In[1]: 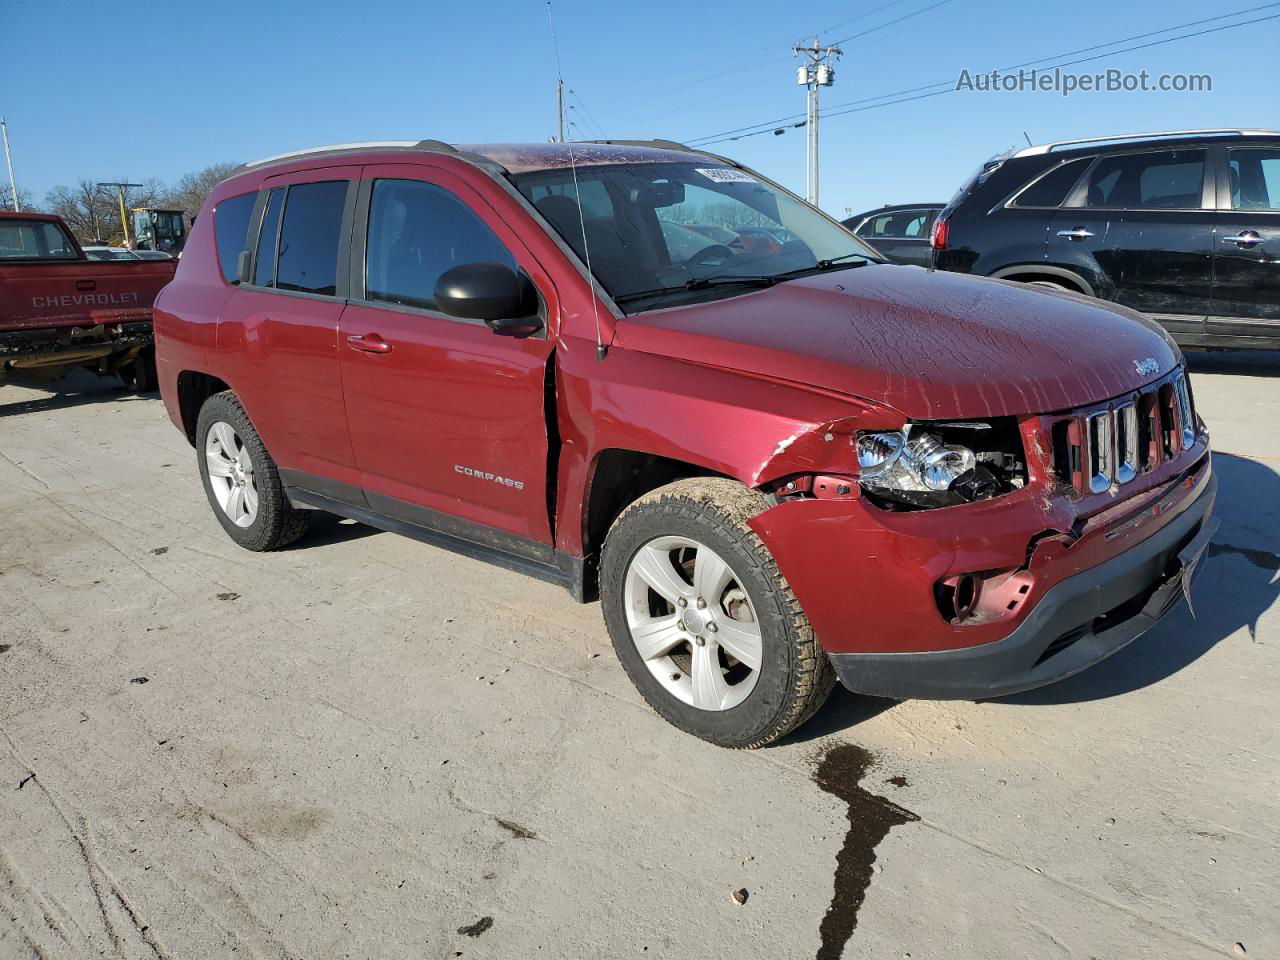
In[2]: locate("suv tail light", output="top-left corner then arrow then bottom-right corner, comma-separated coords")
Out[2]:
931,216 -> 950,251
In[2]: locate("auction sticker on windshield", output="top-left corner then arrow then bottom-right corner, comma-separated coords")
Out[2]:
696,168 -> 757,184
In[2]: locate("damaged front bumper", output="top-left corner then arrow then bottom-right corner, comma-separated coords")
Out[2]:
829,474 -> 1216,699
750,451 -> 1216,701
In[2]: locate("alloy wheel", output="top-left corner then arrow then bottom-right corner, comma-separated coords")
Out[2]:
623,535 -> 762,711
205,421 -> 259,528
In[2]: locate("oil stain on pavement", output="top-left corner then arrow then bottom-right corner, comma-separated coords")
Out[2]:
812,744 -> 918,960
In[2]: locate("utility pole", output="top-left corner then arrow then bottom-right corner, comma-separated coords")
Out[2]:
793,37 -> 841,207
97,181 -> 143,247
556,78 -> 566,143
1,117 -> 18,212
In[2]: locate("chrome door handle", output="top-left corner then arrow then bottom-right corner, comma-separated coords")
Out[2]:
1221,231 -> 1265,247
1056,228 -> 1094,240
346,334 -> 392,354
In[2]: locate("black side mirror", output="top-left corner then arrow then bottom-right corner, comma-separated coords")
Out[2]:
434,262 -> 543,338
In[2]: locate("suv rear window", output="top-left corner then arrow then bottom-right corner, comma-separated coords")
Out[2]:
1078,149 -> 1206,210
1010,158 -> 1091,208
0,219 -> 79,260
213,192 -> 256,284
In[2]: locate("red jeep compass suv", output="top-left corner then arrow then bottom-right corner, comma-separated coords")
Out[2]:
154,139 -> 1216,748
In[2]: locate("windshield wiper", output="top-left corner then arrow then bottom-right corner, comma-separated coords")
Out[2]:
614,275 -> 778,304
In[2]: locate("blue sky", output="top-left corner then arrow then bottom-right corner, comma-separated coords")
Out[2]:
6,0 -> 1277,217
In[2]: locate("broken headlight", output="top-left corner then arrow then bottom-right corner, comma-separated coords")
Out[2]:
856,421 -> 1026,509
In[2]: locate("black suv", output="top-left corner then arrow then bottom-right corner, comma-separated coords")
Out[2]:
932,129 -> 1280,350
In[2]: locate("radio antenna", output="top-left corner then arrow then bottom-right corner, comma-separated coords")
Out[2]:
546,1 -> 607,361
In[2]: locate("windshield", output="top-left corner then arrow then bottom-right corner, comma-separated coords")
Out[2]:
0,219 -> 80,261
512,161 -> 880,312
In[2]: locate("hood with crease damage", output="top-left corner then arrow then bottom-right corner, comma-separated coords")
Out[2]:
614,265 -> 1180,420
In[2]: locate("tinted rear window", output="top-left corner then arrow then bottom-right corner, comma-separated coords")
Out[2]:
213,192 -> 256,284
0,219 -> 79,260
1011,157 -> 1092,208
276,181 -> 347,295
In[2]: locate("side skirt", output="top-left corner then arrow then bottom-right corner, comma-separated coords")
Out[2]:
282,478 -> 588,603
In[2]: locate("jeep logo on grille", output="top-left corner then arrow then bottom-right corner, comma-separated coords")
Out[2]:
1134,357 -> 1160,377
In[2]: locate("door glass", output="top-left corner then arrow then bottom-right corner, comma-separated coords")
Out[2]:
254,188 -> 284,286
1227,148 -> 1280,210
365,179 -> 515,312
276,181 -> 347,295
860,210 -> 929,238
1080,150 -> 1206,210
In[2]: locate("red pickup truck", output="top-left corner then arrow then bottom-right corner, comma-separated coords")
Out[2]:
0,211 -> 175,389
154,140 -> 1216,748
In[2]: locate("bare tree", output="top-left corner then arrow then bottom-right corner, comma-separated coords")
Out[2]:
44,178 -> 166,243
164,162 -> 239,221
1,185 -> 36,212
45,180 -> 117,241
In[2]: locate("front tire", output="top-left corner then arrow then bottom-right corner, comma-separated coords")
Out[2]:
600,478 -> 834,748
195,391 -> 308,551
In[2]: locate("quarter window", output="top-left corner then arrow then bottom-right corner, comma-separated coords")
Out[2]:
1079,149 -> 1206,210
213,192 -> 256,284
1228,148 -> 1280,210
1011,157 -> 1092,208
364,179 -> 515,313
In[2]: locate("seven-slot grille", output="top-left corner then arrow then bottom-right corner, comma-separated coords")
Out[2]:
1050,369 -> 1196,496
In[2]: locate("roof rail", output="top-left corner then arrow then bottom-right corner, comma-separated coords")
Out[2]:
581,138 -> 700,153
1014,128 -> 1280,157
231,139 -> 469,175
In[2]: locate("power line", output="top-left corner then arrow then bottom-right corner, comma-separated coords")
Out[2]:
590,0 -> 955,118
689,1 -> 1280,144
687,5 -> 1280,147
568,88 -> 607,138
829,0 -> 956,45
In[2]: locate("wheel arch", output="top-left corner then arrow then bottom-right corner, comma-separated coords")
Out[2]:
578,448 -> 734,599
989,264 -> 1096,297
175,370 -> 232,445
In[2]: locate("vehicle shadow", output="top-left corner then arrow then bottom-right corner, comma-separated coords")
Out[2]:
780,689 -> 898,746
0,369 -> 151,419
296,514 -> 382,548
1185,349 -> 1280,378
997,451 -> 1278,705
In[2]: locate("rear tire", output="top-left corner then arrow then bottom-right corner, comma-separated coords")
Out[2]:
195,391 -> 308,551
119,347 -> 156,392
600,478 -> 835,749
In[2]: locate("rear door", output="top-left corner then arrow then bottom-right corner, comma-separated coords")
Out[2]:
220,168 -> 363,496
1056,147 -> 1214,339
1210,145 -> 1280,343
337,164 -> 557,544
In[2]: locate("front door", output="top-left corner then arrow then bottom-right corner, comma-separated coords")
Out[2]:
1211,145 -> 1280,343
337,164 -> 557,544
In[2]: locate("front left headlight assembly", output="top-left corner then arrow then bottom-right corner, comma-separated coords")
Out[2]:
856,421 -> 1027,509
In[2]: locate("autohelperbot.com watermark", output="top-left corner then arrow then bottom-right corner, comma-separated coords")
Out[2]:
956,67 -> 1212,97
